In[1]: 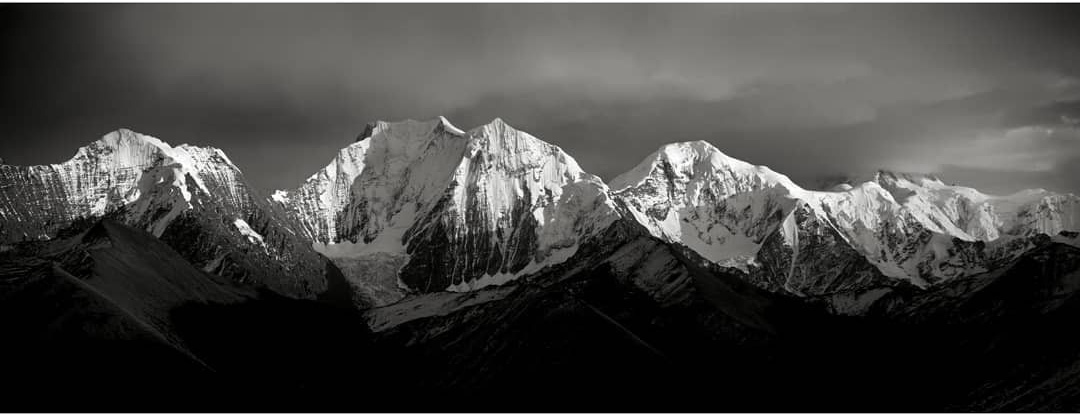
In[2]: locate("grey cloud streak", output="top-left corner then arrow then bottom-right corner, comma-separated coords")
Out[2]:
2,4 -> 1080,194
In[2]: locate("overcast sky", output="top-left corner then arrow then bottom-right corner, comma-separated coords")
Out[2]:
2,4 -> 1080,194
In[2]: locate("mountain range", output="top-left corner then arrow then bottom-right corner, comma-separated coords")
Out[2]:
2,117 -> 1080,410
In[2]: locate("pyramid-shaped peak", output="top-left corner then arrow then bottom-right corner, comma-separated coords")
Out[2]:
610,139 -> 803,193
71,129 -> 175,163
466,117 -> 519,135
463,118 -> 573,157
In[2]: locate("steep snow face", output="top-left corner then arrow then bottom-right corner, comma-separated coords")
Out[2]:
0,129 -> 332,300
405,118 -> 619,292
281,139 -> 371,243
612,140 -> 1080,295
752,201 -> 895,304
122,144 -> 256,238
610,141 -> 806,271
1,130 -> 166,241
277,117 -> 618,297
275,118 -> 469,304
340,118 -> 471,251
0,129 -> 255,241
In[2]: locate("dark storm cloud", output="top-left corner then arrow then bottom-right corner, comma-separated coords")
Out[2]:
2,4 -> 1080,194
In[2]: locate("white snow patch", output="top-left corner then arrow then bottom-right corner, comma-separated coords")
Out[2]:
271,190 -> 290,204
233,218 -> 266,247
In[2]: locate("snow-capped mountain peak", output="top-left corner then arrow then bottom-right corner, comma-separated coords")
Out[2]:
611,140 -> 804,198
276,117 -> 618,303
611,140 -> 810,272
6,120 -> 1078,310
611,139 -> 1080,300
1,129 -> 338,300
2,129 -> 197,240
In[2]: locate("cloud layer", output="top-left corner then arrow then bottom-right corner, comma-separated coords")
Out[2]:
2,4 -> 1079,194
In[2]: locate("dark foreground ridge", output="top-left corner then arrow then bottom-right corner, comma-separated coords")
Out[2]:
2,219 -> 1080,411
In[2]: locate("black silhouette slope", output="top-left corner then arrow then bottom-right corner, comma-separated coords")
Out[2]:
0,219 -> 379,411
365,221 -> 874,411
0,219 -> 240,409
872,241 -> 1080,411
366,219 -> 1080,411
